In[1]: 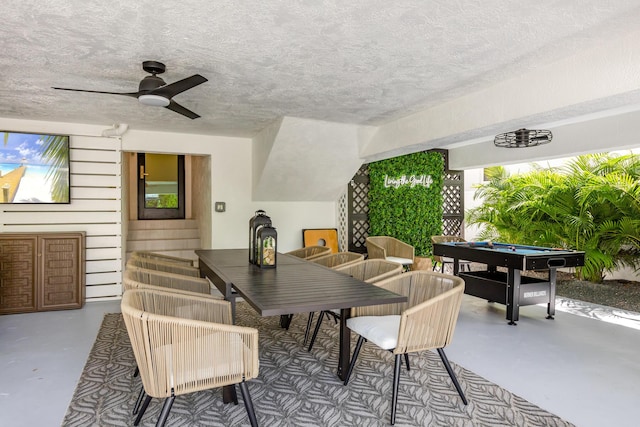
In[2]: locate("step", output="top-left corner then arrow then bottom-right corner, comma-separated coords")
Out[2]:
127,238 -> 201,252
128,219 -> 198,231
127,228 -> 201,241
125,249 -> 199,264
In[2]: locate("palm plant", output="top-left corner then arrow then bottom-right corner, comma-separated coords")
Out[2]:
2,132 -> 69,203
40,135 -> 70,203
467,153 -> 640,282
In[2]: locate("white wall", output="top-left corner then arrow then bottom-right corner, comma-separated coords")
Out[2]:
0,118 -> 123,301
462,168 -> 484,242
253,117 -> 368,201
449,109 -> 640,170
362,28 -> 640,164
120,129 -> 337,252
0,119 -> 338,303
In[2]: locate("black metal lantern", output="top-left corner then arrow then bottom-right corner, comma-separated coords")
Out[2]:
256,225 -> 277,268
249,210 -> 271,265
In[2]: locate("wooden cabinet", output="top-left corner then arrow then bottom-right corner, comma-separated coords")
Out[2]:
0,232 -> 85,314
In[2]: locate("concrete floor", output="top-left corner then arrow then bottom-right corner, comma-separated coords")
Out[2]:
1,296 -> 639,427
448,298 -> 640,427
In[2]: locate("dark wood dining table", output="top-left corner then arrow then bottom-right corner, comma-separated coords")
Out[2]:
196,248 -> 407,383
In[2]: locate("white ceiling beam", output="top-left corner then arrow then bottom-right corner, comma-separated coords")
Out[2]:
360,28 -> 640,164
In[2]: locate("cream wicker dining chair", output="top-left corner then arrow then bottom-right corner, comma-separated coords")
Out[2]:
365,236 -> 414,268
123,266 -> 222,411
304,259 -> 403,350
130,251 -> 196,266
335,259 -> 404,281
310,251 -> 364,269
126,256 -> 201,277
431,235 -> 472,273
124,266 -> 213,296
121,289 -> 260,427
285,245 -> 332,260
343,271 -> 467,425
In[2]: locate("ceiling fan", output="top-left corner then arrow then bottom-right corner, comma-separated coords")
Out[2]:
52,61 -> 207,119
494,128 -> 553,148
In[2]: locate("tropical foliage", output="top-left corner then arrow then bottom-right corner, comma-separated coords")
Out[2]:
467,153 -> 640,282
2,132 -> 69,203
146,194 -> 178,208
41,135 -> 70,203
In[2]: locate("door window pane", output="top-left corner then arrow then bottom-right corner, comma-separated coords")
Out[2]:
144,154 -> 179,209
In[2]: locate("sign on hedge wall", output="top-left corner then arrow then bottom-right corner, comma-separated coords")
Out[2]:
368,151 -> 444,257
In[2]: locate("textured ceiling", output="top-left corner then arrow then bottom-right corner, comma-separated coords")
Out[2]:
2,0 -> 640,137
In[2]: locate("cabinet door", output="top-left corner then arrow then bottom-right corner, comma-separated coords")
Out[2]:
38,234 -> 85,310
0,236 -> 37,314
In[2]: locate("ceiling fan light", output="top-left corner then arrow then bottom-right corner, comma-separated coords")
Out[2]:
138,94 -> 170,107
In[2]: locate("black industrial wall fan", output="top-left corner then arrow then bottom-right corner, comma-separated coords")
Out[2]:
53,61 -> 207,119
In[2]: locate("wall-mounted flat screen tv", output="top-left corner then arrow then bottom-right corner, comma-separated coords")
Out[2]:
0,131 -> 70,204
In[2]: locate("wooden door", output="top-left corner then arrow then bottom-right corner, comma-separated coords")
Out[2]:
0,236 -> 37,314
38,233 -> 85,310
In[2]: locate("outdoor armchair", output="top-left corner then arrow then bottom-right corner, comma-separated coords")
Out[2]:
123,267 -> 221,403
310,251 -> 364,269
285,245 -> 332,260
130,250 -> 196,266
365,236 -> 414,267
343,270 -> 467,425
335,258 -> 405,282
305,259 -> 403,350
123,266 -> 218,297
126,256 -> 201,277
121,289 -> 259,427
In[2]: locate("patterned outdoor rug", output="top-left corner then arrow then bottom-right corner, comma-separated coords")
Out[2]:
62,303 -> 574,426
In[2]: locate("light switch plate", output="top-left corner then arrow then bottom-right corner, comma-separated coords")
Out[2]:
215,201 -> 226,212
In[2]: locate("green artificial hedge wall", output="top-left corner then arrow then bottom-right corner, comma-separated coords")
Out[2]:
368,151 -> 444,257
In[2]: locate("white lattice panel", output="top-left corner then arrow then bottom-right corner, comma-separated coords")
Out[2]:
337,189 -> 348,252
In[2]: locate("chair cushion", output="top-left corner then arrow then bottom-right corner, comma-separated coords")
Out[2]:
385,256 -> 413,266
347,315 -> 400,350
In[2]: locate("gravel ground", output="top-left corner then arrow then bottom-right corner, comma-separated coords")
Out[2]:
520,270 -> 640,313
556,277 -> 640,313
450,264 -> 640,313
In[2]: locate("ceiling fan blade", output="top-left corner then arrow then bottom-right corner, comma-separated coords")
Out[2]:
151,74 -> 207,99
52,87 -> 139,97
165,100 -> 200,119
